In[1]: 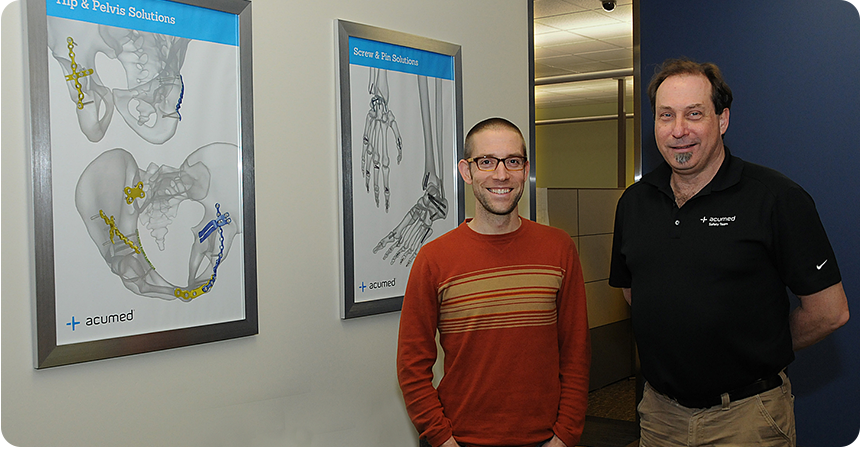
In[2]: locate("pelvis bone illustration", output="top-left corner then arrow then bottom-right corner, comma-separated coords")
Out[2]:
75,143 -> 241,300
48,18 -> 189,144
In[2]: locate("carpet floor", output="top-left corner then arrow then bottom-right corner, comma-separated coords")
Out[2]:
579,377 -> 640,446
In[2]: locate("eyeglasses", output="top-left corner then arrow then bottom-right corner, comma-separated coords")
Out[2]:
466,155 -> 527,172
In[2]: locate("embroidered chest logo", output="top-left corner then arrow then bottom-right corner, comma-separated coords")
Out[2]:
700,215 -> 737,227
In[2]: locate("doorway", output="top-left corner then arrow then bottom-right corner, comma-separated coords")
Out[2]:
531,0 -> 640,445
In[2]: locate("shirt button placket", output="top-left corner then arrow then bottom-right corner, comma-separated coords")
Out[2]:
670,210 -> 682,239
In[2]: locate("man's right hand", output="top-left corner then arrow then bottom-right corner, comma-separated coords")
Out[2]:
440,436 -> 459,447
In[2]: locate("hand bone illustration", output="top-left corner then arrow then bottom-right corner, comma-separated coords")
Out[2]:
361,68 -> 403,212
373,75 -> 448,266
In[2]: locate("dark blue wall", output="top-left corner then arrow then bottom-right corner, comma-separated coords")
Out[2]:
639,1 -> 860,446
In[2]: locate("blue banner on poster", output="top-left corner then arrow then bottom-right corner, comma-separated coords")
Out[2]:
47,0 -> 238,46
349,36 -> 454,80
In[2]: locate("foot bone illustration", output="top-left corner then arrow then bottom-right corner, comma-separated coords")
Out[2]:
373,75 -> 448,266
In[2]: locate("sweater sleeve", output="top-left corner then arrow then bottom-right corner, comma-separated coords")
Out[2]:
552,238 -> 591,446
396,250 -> 454,446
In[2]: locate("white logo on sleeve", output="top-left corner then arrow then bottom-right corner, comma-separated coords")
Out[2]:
816,260 -> 828,270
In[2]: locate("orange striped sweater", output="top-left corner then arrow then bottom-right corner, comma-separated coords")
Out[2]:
397,219 -> 590,446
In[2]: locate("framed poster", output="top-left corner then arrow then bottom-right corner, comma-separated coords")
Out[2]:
335,20 -> 465,319
25,0 -> 257,368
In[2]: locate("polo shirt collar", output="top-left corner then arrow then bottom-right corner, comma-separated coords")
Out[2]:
642,146 -> 745,200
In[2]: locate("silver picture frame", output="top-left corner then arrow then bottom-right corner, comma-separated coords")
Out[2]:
26,0 -> 257,368
336,19 -> 465,319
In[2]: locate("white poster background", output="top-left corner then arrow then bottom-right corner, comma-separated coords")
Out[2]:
348,65 -> 458,303
47,16 -> 245,345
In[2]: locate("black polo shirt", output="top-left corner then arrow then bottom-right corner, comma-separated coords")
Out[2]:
609,148 -> 842,401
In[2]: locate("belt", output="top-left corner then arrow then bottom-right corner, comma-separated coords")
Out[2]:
670,373 -> 784,409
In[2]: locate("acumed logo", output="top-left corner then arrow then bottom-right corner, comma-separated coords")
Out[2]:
66,309 -> 135,331
700,215 -> 736,227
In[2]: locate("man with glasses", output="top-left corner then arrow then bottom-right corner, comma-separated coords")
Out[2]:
397,117 -> 590,447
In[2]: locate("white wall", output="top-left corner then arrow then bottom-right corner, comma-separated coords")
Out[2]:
0,0 -> 531,445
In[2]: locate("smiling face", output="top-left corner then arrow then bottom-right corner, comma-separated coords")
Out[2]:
458,127 -> 529,227
654,74 -> 730,178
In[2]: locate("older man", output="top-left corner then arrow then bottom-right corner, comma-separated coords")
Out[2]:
609,58 -> 849,446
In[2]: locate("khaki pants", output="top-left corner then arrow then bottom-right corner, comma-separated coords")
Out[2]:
638,371 -> 795,446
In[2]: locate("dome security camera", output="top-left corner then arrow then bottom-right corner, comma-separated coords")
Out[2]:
602,0 -> 616,12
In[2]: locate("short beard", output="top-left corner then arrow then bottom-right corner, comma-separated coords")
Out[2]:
475,188 -> 523,217
674,152 -> 693,164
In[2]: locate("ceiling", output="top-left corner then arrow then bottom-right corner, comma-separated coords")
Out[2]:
533,0 -> 634,109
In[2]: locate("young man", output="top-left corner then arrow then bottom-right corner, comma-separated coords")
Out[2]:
396,117 -> 590,447
609,58 -> 849,446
